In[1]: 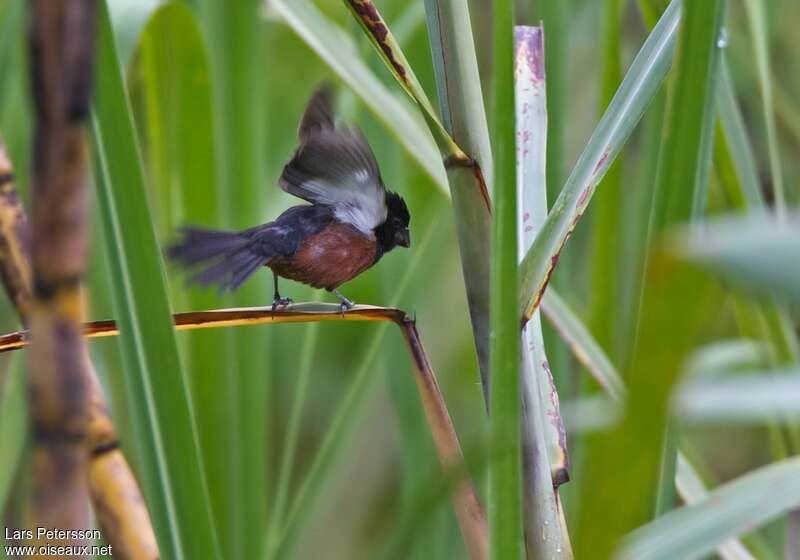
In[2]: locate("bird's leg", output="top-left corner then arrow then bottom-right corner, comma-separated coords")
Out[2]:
331,288 -> 354,312
271,272 -> 292,310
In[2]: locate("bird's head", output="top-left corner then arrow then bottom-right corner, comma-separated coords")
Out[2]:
376,191 -> 411,252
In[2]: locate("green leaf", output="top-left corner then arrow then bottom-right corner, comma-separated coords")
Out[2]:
107,0 -> 163,65
588,0 -> 626,355
573,256 -> 720,559
341,0 -> 462,157
743,0 -> 786,213
91,3 -> 220,558
715,56 -> 764,210
620,458 -> 800,560
648,0 -> 726,516
676,370 -> 800,424
541,290 -> 626,402
519,0 -> 681,320
270,0 -> 447,192
489,0 -> 521,558
0,356 -> 26,510
676,214 -> 800,306
138,2 -> 232,550
345,0 -> 494,393
196,0 -> 269,556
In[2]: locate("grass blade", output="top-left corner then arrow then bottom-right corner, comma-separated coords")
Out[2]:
488,0 -> 521,558
743,0 -> 786,213
620,458 -> 800,560
574,255 -> 720,558
0,356 -> 26,510
519,0 -> 681,320
588,0 -> 625,355
92,3 -> 220,557
138,4 -> 235,553
715,56 -> 764,210
647,0 -> 726,515
196,0 -> 268,555
541,290 -> 626,402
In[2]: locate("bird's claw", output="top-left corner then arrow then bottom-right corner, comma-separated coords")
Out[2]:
338,301 -> 353,315
271,296 -> 293,311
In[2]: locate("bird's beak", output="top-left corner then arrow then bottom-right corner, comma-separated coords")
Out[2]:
397,228 -> 411,248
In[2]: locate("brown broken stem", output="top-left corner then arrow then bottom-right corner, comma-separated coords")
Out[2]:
27,1 -> 97,553
1,127 -> 157,558
0,303 -> 489,559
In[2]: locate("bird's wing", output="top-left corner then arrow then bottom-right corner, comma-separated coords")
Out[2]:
279,87 -> 387,234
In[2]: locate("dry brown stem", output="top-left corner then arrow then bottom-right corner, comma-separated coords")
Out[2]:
0,4 -> 159,557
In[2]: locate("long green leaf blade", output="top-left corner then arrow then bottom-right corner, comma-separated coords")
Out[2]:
92,3 -> 220,558
197,0 -> 269,556
489,0 -> 520,558
743,0 -> 786,213
138,3 -> 232,550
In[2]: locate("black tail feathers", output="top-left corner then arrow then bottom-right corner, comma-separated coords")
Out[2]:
167,227 -> 268,292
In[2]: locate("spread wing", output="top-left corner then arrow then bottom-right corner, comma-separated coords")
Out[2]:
279,85 -> 387,234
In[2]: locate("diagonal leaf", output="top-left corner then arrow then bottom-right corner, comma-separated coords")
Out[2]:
619,458 -> 800,560
346,0 -> 494,393
269,0 -> 447,192
519,0 -> 681,320
342,0 -> 463,157
92,3 -> 220,558
541,289 -> 626,402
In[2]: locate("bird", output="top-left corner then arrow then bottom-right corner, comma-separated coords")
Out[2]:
167,84 -> 411,311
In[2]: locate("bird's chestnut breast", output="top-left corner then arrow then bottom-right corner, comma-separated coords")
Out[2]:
267,222 -> 377,290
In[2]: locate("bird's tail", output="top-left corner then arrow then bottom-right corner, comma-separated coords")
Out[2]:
167,226 -> 268,292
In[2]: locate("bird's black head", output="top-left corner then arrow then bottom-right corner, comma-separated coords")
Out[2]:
374,191 -> 411,256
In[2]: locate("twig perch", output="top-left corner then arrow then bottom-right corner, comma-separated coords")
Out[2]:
0,303 -> 489,559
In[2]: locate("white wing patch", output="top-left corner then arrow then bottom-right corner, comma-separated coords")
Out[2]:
299,177 -> 386,233
354,168 -> 371,183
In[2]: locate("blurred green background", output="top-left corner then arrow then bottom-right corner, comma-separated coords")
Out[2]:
1,0 -> 799,558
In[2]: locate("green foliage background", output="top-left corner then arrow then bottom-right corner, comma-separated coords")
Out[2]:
1,0 -> 799,558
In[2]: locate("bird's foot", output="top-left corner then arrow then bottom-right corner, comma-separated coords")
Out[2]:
331,289 -> 354,314
271,296 -> 293,311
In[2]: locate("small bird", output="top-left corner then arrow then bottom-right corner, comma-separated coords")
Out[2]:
168,85 -> 411,310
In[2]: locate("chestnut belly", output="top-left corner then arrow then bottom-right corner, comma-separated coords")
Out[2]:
267,222 -> 377,290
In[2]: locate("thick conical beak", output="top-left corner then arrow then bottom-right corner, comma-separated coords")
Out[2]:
396,228 -> 411,248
